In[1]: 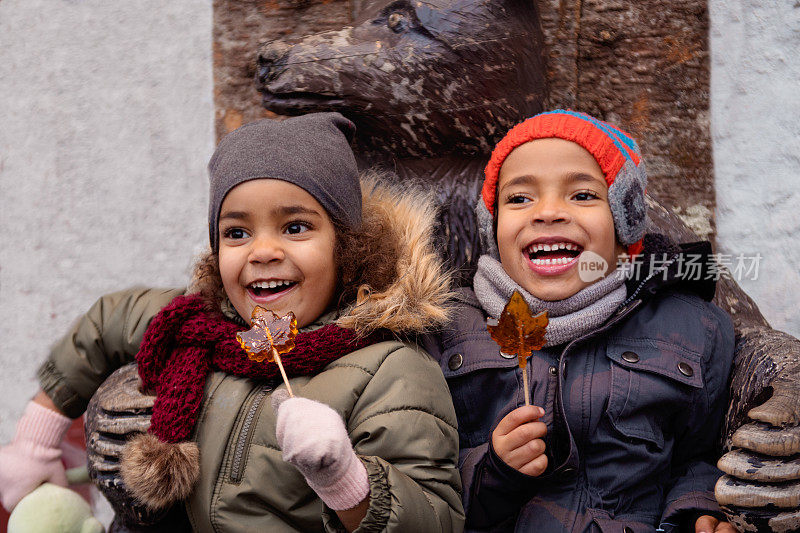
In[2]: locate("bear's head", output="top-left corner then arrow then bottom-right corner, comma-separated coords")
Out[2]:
256,0 -> 547,159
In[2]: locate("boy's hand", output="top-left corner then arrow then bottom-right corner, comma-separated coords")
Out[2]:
491,405 -> 548,476
695,515 -> 737,533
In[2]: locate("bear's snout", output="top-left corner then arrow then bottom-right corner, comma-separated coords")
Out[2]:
257,40 -> 292,86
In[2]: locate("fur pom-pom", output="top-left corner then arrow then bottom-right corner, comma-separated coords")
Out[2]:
120,433 -> 200,511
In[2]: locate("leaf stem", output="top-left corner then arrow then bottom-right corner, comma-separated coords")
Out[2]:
522,362 -> 530,406
273,347 -> 294,397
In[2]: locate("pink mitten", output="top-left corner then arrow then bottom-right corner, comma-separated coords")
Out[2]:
272,390 -> 369,510
0,401 -> 72,511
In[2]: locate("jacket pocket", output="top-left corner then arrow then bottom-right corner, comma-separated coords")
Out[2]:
605,338 -> 704,450
441,336 -> 520,449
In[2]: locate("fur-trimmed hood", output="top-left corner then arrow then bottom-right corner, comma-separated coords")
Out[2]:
336,175 -> 454,335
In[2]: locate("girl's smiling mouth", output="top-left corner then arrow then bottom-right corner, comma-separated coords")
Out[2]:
246,279 -> 299,303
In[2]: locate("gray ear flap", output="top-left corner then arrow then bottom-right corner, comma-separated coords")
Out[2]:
608,159 -> 648,246
476,200 -> 501,260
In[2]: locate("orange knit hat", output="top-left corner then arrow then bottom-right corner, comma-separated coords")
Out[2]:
478,110 -> 647,258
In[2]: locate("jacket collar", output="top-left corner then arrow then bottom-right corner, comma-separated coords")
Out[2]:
622,233 -> 717,307
453,233 -> 717,324
433,233 -> 718,372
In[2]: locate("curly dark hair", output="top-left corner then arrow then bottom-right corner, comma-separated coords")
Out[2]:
190,189 -> 401,316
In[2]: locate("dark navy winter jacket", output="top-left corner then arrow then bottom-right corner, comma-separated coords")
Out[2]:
423,238 -> 735,532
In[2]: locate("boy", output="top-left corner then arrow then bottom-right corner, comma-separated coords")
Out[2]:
423,110 -> 736,532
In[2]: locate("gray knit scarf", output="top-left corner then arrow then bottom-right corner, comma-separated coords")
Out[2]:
473,255 -> 627,347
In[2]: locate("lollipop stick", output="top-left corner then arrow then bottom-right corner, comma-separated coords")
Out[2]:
272,347 -> 294,397
522,366 -> 530,406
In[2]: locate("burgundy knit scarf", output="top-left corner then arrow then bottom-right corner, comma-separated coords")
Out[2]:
136,294 -> 386,443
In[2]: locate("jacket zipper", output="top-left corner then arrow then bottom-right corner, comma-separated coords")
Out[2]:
229,384 -> 272,483
620,255 -> 677,307
549,286 -> 647,475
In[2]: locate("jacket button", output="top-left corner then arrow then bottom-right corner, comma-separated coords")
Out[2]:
549,366 -> 557,376
448,353 -> 463,371
621,351 -> 639,363
678,362 -> 694,377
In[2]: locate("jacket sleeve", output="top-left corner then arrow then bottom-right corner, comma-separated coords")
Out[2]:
37,287 -> 186,418
323,344 -> 465,533
659,302 -> 735,528
460,439 -> 542,530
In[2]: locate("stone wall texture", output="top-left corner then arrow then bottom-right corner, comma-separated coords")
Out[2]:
0,0 -> 215,442
710,0 -> 800,339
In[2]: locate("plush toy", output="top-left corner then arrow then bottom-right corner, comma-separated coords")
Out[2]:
8,483 -> 103,533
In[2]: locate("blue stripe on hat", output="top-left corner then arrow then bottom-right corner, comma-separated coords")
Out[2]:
531,109 -> 638,164
551,110 -> 636,163
553,110 -> 635,148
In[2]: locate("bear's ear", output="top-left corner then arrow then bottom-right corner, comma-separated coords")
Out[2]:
413,1 -> 459,37
413,0 -> 476,43
414,0 -> 537,46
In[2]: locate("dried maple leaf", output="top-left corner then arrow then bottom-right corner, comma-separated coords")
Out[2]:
486,291 -> 549,369
237,306 -> 298,363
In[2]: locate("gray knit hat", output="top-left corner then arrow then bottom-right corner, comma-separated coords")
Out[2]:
207,112 -> 360,251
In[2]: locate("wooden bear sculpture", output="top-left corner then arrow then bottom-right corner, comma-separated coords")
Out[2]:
86,0 -> 800,530
255,0 -> 548,283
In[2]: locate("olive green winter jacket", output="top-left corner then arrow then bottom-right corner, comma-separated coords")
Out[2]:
38,181 -> 464,532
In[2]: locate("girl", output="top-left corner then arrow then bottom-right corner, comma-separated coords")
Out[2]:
422,110 -> 736,532
0,112 -> 464,532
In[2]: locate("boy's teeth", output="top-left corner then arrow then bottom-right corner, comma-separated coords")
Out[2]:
528,242 -> 580,254
530,256 -> 573,265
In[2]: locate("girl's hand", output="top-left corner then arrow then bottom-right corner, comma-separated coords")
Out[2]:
272,389 -> 369,530
0,400 -> 72,511
491,405 -> 548,476
695,515 -> 737,533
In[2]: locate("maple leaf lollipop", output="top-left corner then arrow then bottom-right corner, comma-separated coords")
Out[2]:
487,290 -> 549,406
237,306 -> 298,396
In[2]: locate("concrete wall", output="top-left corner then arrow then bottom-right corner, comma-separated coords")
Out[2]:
0,0 -> 215,443
710,1 -> 800,337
